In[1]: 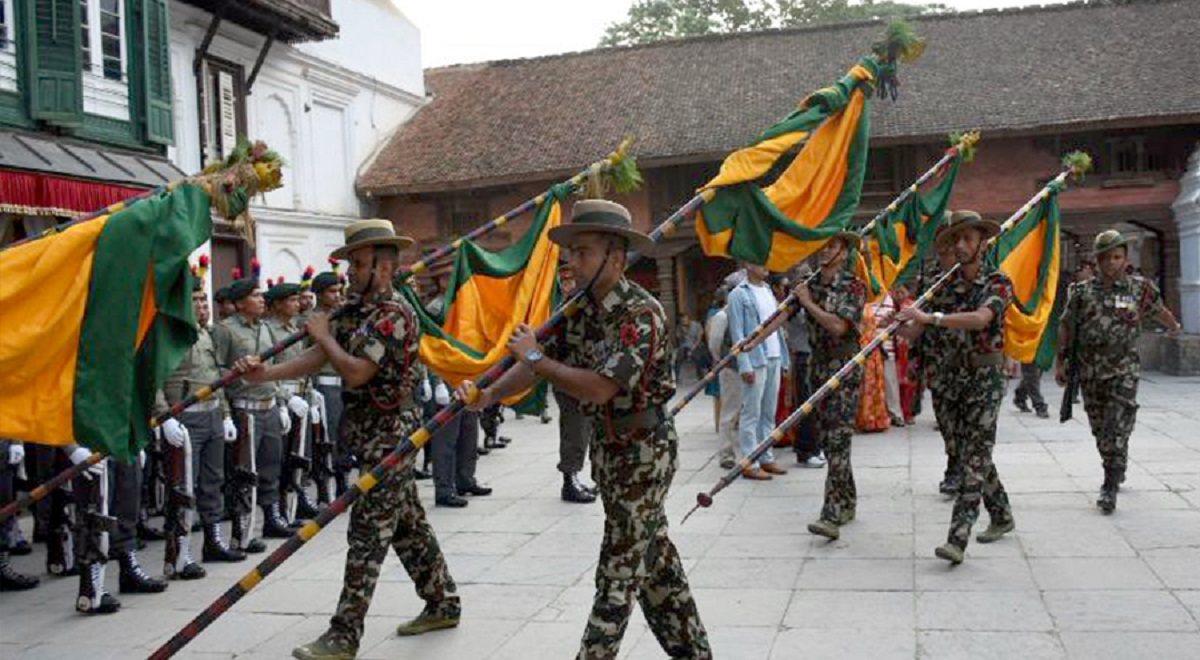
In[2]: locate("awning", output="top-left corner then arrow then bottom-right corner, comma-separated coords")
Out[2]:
0,130 -> 188,218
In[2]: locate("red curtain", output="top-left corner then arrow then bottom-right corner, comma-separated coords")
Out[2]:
0,169 -> 150,218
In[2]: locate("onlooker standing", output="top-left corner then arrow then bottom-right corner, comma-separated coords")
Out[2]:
705,286 -> 742,470
783,284 -> 823,467
727,264 -> 789,480
876,292 -> 906,427
675,314 -> 703,381
1013,361 -> 1049,418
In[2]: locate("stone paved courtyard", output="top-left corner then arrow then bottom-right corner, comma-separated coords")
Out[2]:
3,373 -> 1200,659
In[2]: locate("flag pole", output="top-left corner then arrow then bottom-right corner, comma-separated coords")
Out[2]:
681,151 -> 1091,524
147,186 -> 710,660
0,139 -> 636,525
666,132 -> 979,424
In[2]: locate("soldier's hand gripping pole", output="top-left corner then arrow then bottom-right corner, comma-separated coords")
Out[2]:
682,150 -> 1091,525
148,144 -> 684,660
1,142 -> 638,526
667,132 -> 981,423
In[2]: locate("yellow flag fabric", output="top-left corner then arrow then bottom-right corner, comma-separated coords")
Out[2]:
411,189 -> 563,406
993,185 -> 1063,367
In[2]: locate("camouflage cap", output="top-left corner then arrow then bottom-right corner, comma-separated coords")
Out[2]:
1093,229 -> 1136,257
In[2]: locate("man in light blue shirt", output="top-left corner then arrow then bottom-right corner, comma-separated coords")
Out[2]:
726,264 -> 789,480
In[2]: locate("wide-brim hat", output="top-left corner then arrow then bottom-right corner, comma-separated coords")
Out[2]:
825,230 -> 863,253
547,199 -> 657,257
935,210 -> 1000,249
331,219 -> 414,260
1093,229 -> 1136,256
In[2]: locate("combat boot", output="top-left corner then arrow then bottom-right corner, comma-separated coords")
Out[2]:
935,543 -> 964,565
292,631 -> 357,660
1013,397 -> 1030,413
76,561 -> 120,614
976,519 -> 1015,544
202,523 -> 246,562
1097,470 -> 1118,514
295,489 -> 322,520
0,551 -> 39,591
231,515 -> 266,554
807,519 -> 840,540
938,473 -> 960,497
117,549 -> 167,593
561,473 -> 596,503
262,503 -> 294,538
395,600 -> 461,636
837,509 -> 856,525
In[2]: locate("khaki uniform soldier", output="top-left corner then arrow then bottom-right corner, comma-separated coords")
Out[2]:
465,200 -> 710,660
153,269 -> 245,573
898,211 -> 1016,564
309,270 -> 347,501
264,280 -> 320,523
213,275 -> 289,550
1056,230 -> 1181,513
793,232 -> 866,541
235,219 -> 460,660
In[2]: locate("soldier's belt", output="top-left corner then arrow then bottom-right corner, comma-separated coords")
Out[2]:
609,407 -> 666,435
966,353 -> 1005,368
233,399 -> 275,411
179,398 -> 220,413
316,375 -> 343,387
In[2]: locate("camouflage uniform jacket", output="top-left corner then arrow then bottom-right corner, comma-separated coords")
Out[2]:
922,268 -> 970,392
264,315 -> 309,403
805,268 -> 866,376
930,266 -> 1012,386
332,289 -> 422,454
1058,274 -> 1164,380
213,314 -> 280,403
544,277 -> 677,487
153,327 -> 230,416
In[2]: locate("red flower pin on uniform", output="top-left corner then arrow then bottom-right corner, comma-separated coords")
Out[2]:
376,318 -> 396,336
620,324 -> 639,346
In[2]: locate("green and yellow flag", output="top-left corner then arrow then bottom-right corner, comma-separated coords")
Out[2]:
992,181 -> 1064,369
0,186 -> 213,461
404,184 -> 566,411
853,152 -> 964,301
695,24 -> 923,271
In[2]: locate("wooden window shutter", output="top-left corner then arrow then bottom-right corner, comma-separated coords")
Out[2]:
21,0 -> 83,126
141,0 -> 173,145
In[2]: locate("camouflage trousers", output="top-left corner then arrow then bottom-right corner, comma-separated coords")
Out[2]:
579,475 -> 710,659
940,366 -> 1013,549
1081,371 -> 1139,476
1013,363 -> 1047,412
814,371 -> 861,525
930,386 -> 958,481
328,445 -> 459,648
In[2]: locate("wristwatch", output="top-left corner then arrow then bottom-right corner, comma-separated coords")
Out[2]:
932,312 -> 945,327
522,349 -> 545,370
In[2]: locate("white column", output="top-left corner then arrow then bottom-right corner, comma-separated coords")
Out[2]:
1172,143 -> 1200,334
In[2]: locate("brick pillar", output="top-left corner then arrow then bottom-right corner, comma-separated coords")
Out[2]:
656,256 -> 677,327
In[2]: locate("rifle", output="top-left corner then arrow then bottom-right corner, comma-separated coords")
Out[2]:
1059,295 -> 1081,423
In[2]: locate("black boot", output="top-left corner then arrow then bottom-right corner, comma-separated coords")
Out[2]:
1097,470 -> 1118,514
117,549 -> 167,593
46,525 -> 78,576
231,515 -> 266,554
295,489 -> 322,521
6,521 -> 32,556
0,551 -> 39,591
76,562 -> 120,614
561,473 -> 596,504
1013,398 -> 1030,413
938,472 -> 961,496
137,518 -> 166,542
202,523 -> 246,562
262,503 -> 293,539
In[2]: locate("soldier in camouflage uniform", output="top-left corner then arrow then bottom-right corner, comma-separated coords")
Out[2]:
898,211 -> 1016,564
236,219 -> 460,660
792,232 -> 866,541
464,200 -> 709,659
1055,230 -> 1181,514
926,233 -> 969,495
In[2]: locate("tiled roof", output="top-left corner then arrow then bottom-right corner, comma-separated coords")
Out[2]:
359,0 -> 1200,195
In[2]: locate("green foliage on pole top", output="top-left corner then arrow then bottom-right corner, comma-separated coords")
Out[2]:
584,137 -> 644,198
948,130 -> 980,164
1062,151 -> 1094,180
872,18 -> 925,64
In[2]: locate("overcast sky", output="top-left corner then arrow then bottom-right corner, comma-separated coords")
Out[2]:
392,0 -> 1074,68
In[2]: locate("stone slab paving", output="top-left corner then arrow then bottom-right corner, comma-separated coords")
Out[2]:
3,373 -> 1200,659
